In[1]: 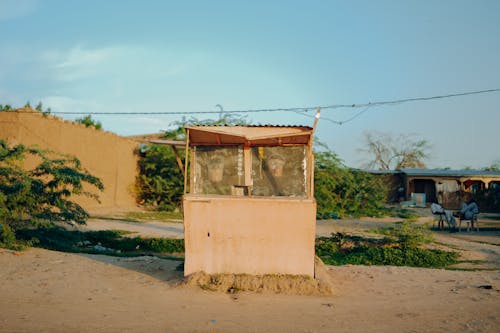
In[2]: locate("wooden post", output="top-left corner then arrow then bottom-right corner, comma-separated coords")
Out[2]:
310,153 -> 315,199
171,146 -> 185,178
183,129 -> 190,195
308,108 -> 321,198
244,144 -> 252,195
312,108 -> 321,134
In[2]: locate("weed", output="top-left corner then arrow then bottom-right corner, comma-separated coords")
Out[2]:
316,232 -> 459,268
0,223 -> 26,250
14,225 -> 184,255
375,220 -> 433,249
390,208 -> 420,219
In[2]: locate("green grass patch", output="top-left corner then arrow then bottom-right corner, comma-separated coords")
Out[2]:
14,225 -> 184,256
124,211 -> 183,221
374,220 -> 433,248
316,232 -> 459,268
389,207 -> 420,219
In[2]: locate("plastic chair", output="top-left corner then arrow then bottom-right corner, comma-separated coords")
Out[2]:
431,203 -> 447,230
434,212 -> 447,230
458,213 -> 479,232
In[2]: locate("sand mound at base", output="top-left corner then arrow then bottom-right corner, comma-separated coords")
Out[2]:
183,257 -> 334,296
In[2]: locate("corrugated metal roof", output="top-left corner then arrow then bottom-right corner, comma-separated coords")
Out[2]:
185,125 -> 313,145
399,168 -> 500,177
187,124 -> 313,129
364,169 -> 401,175
365,168 -> 500,177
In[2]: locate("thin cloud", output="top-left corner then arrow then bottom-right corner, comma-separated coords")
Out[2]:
41,45 -> 192,82
42,45 -> 119,82
41,95 -> 103,117
54,45 -> 116,69
0,0 -> 38,21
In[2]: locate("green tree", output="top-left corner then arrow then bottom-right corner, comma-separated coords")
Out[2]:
136,145 -> 184,211
75,115 -> 102,130
314,150 -> 387,218
359,131 -> 431,170
483,160 -> 500,172
0,140 -> 103,249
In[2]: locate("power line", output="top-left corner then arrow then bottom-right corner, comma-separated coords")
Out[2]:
335,105 -> 373,125
8,88 -> 500,119
332,88 -> 500,109
292,109 -> 343,125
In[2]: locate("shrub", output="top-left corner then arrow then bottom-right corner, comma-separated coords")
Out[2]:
377,220 -> 433,249
474,187 -> 500,213
316,234 -> 458,268
318,245 -> 458,268
0,223 -> 20,250
314,151 -> 388,219
135,145 -> 184,211
0,140 -> 103,249
15,225 -> 184,254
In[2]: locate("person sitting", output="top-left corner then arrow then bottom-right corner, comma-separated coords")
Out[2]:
453,194 -> 480,231
460,197 -> 479,220
431,202 -> 457,231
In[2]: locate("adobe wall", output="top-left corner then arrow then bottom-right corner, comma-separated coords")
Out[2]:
183,195 -> 316,277
0,109 -> 138,212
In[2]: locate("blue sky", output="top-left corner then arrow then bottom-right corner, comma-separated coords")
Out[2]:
1,0 -> 499,169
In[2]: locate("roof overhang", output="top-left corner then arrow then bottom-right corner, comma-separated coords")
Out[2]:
185,126 -> 313,146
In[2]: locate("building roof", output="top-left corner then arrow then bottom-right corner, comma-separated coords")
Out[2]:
185,125 -> 313,146
363,169 -> 401,175
367,168 -> 500,178
399,168 -> 500,177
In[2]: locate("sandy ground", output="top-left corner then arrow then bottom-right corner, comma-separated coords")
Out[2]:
1,248 -> 498,333
1,214 -> 499,332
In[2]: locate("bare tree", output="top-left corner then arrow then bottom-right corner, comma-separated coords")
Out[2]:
484,160 -> 500,171
359,131 -> 431,170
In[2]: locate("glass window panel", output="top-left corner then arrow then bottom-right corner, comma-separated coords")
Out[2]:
251,146 -> 307,197
193,146 -> 244,195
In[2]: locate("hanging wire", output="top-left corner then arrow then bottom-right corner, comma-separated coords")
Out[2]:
7,88 -> 500,125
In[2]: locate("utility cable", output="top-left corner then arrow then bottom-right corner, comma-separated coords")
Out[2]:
6,88 -> 500,119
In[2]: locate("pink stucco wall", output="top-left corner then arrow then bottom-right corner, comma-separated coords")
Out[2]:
183,195 -> 316,277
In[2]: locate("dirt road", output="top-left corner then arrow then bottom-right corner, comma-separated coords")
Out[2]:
1,215 -> 498,332
0,248 -> 498,333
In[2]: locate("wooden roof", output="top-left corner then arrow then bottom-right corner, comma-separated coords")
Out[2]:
185,125 -> 313,146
